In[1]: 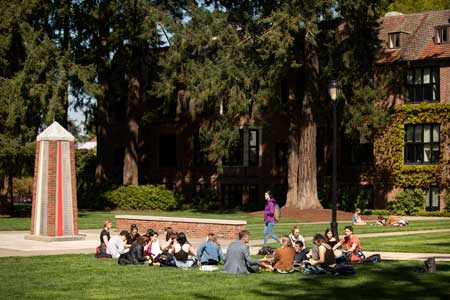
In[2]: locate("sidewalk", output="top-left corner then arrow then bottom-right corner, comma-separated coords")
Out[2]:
0,229 -> 449,261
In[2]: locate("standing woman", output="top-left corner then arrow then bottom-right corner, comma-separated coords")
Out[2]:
263,191 -> 280,247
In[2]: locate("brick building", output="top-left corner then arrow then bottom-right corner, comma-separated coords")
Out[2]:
100,9 -> 450,211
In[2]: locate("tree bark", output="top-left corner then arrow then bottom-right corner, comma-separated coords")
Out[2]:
285,32 -> 322,209
123,76 -> 140,185
95,0 -> 111,187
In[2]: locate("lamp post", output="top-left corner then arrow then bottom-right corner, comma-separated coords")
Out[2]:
328,80 -> 340,239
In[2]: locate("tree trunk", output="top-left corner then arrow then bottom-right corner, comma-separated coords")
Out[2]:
95,0 -> 111,187
285,31 -> 322,209
123,76 -> 140,186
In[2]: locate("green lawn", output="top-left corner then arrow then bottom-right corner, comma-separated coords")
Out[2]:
0,254 -> 448,300
363,232 -> 450,253
2,209 -> 450,238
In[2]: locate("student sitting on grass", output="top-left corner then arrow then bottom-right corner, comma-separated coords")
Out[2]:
352,208 -> 367,225
304,234 -> 336,274
98,219 -> 112,257
222,230 -> 262,274
107,230 -> 129,258
333,226 -> 362,262
293,240 -> 310,267
169,232 -> 197,268
119,235 -> 150,265
271,235 -> 296,273
197,233 -> 225,271
145,230 -> 162,264
288,225 -> 306,249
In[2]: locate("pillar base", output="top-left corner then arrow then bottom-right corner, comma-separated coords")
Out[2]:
24,234 -> 87,242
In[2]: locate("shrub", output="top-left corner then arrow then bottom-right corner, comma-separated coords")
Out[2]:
192,187 -> 218,211
389,188 -> 426,215
101,185 -> 182,211
415,210 -> 450,217
363,209 -> 389,216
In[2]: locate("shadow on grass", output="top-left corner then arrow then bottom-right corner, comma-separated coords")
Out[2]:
248,262 -> 450,300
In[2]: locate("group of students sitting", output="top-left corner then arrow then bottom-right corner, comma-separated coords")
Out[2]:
96,219 -> 365,275
255,225 -> 363,274
96,219 -> 224,270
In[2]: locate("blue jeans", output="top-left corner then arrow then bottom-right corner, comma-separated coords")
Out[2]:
263,221 -> 280,246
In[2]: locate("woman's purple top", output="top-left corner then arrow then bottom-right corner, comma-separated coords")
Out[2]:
264,198 -> 276,222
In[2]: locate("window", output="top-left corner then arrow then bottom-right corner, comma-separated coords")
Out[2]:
275,143 -> 288,166
221,184 -> 243,208
193,133 -> 209,166
406,67 -> 439,102
404,124 -> 440,164
343,143 -> 374,165
159,134 -> 177,167
388,32 -> 400,48
223,129 -> 244,166
425,187 -> 440,211
435,26 -> 449,44
248,129 -> 259,166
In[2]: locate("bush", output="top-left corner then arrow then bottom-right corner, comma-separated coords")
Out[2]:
339,188 -> 370,212
101,185 -> 182,211
192,187 -> 218,211
414,210 -> 450,217
389,188 -> 426,215
363,209 -> 389,216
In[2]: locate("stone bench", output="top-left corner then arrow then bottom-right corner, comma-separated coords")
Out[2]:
115,215 -> 247,239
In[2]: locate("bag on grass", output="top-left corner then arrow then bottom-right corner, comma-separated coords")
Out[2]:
334,263 -> 356,275
363,254 -> 381,263
258,246 -> 276,255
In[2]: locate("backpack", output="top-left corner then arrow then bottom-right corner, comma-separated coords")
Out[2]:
274,203 -> 281,222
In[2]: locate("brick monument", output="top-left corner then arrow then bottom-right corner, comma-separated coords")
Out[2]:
26,121 -> 85,241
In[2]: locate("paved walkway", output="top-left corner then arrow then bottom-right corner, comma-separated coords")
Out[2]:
0,229 -> 449,261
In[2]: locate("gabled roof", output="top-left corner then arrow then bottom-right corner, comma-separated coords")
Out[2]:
379,9 -> 450,62
37,121 -> 75,141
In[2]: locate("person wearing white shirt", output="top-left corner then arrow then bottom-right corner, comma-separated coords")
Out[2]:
107,231 -> 129,258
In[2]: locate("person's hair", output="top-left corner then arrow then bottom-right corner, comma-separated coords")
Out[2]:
291,225 -> 299,234
130,224 -> 138,232
324,228 -> 335,241
280,235 -> 292,247
165,227 -> 175,241
103,219 -> 111,228
208,233 -> 220,246
177,232 -> 188,245
135,235 -> 149,245
355,208 -> 361,214
148,230 -> 159,238
265,190 -> 272,198
119,230 -> 128,236
344,225 -> 353,233
239,230 -> 249,240
313,234 -> 325,244
295,240 -> 304,248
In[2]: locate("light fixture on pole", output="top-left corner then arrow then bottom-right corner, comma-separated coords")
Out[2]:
328,80 -> 340,239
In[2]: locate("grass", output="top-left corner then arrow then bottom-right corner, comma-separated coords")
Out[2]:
0,254 -> 448,300
363,232 -> 450,253
2,209 -> 450,234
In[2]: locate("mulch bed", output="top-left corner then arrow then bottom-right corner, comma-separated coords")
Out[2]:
247,206 -> 377,223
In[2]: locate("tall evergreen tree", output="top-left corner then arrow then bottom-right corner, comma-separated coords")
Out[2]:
156,0 -> 389,208
387,0 -> 449,13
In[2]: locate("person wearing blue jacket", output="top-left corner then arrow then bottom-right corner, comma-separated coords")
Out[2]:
197,233 -> 225,271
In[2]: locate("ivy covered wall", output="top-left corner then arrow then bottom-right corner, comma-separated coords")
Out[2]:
373,103 -> 450,208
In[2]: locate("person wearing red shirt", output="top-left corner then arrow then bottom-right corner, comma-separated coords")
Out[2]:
332,226 -> 362,262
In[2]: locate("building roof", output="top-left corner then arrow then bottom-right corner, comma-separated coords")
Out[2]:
379,9 -> 450,63
36,121 -> 75,142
